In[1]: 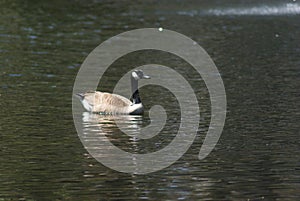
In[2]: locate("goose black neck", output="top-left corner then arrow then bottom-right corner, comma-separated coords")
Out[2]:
130,90 -> 141,104
131,76 -> 138,92
131,77 -> 141,104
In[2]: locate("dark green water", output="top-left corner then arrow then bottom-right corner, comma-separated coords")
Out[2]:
1,1 -> 299,200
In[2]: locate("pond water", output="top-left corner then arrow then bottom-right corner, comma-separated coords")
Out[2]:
1,0 -> 299,200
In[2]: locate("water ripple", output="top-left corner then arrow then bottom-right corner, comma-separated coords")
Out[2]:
178,3 -> 300,16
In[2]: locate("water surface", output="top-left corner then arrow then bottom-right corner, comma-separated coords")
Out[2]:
1,0 -> 299,200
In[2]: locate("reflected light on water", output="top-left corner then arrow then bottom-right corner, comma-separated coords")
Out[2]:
177,3 -> 300,16
82,112 -> 143,136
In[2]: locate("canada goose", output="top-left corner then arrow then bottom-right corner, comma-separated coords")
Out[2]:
76,70 -> 150,115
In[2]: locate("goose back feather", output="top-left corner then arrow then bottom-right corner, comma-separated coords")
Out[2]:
77,69 -> 150,115
78,91 -> 143,114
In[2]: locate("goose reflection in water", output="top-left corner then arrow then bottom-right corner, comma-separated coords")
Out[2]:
81,112 -> 144,141
80,112 -> 147,172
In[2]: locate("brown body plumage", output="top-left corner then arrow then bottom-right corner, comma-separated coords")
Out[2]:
76,70 -> 150,115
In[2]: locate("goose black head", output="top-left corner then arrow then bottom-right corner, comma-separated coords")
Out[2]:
132,70 -> 151,80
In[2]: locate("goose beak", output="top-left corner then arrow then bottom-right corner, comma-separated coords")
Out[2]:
143,74 -> 151,79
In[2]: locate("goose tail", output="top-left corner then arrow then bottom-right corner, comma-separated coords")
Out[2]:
75,93 -> 85,100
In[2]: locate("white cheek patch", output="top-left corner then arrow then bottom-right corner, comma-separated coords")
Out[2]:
132,72 -> 139,80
